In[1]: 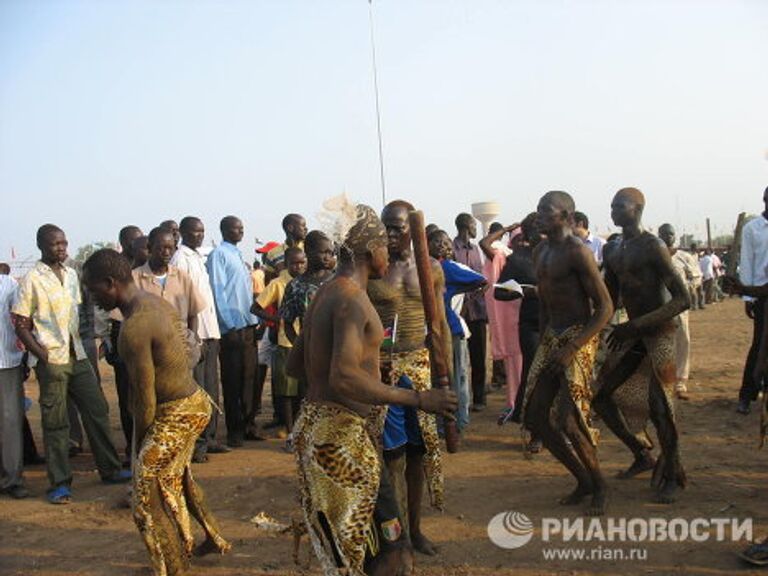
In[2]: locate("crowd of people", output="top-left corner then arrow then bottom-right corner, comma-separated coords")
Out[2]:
0,185 -> 766,574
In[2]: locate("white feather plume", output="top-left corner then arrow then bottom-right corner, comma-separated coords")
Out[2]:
316,193 -> 358,247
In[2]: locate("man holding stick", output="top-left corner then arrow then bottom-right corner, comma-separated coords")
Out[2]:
289,203 -> 456,575
367,200 -> 454,556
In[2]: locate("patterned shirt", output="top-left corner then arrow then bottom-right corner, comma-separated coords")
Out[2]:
279,273 -> 328,327
0,275 -> 23,369
12,261 -> 86,365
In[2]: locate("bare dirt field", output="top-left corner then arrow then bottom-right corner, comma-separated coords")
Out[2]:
1,297 -> 766,576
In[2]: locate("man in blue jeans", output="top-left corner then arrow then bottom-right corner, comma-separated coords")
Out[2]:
428,228 -> 486,432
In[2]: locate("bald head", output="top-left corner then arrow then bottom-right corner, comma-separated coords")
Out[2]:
616,187 -> 645,207
611,187 -> 646,227
220,216 -> 244,244
658,223 -> 676,249
542,191 -> 575,214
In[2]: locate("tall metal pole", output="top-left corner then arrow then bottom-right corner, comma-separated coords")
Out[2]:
368,0 -> 387,207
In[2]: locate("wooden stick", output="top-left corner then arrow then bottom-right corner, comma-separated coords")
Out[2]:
727,212 -> 746,277
408,209 -> 459,453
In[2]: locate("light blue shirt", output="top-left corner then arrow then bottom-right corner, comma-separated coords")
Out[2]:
206,241 -> 258,334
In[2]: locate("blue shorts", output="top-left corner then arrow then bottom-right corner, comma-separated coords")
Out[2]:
383,374 -> 424,451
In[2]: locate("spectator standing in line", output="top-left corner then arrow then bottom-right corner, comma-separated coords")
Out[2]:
659,224 -> 694,400
253,247 -> 306,449
0,263 -> 29,499
206,216 -> 260,447
573,211 -> 606,265
172,216 -> 230,463
737,187 -> 768,415
13,225 -> 130,504
429,229 -> 486,432
699,248 -> 715,304
452,212 -> 489,411
480,222 -> 525,418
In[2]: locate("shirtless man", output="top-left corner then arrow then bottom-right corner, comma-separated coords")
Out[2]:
523,191 -> 613,516
367,200 -> 453,555
83,249 -> 230,575
594,188 -> 690,504
289,204 -> 456,576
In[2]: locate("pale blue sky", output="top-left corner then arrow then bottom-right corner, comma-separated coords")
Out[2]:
1,0 -> 767,263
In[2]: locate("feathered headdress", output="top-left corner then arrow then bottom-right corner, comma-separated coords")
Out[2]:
316,193 -> 358,249
316,194 -> 387,263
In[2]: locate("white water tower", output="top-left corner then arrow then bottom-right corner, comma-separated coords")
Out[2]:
471,201 -> 501,235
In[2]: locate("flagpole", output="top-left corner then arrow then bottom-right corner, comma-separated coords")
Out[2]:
368,0 -> 387,207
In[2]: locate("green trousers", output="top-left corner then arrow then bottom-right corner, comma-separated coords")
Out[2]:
35,358 -> 122,488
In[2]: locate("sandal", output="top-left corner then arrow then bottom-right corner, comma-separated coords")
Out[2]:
47,485 -> 71,505
739,542 -> 768,566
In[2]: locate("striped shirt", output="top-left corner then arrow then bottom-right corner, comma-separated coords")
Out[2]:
0,275 -> 23,369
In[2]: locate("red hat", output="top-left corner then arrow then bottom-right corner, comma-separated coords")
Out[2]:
256,241 -> 281,254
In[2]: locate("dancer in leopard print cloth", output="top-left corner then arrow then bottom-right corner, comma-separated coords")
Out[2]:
289,203 -> 456,576
83,248 -> 230,576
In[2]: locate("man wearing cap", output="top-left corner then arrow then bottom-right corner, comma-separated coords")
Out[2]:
263,214 -> 307,284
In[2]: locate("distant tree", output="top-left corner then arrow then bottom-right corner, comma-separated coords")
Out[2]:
74,241 -> 117,265
711,234 -> 734,248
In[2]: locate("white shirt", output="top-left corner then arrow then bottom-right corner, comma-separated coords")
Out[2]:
699,254 -> 714,281
171,244 -> 221,340
490,240 -> 513,257
739,215 -> 768,301
449,293 -> 472,339
0,276 -> 23,369
584,232 -> 606,264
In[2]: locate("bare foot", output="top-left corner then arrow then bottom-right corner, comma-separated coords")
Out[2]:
193,536 -> 232,557
585,485 -> 608,516
656,479 -> 678,504
410,532 -> 438,556
616,452 -> 656,479
558,482 -> 594,506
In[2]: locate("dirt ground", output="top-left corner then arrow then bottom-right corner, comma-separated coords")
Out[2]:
1,297 -> 766,576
